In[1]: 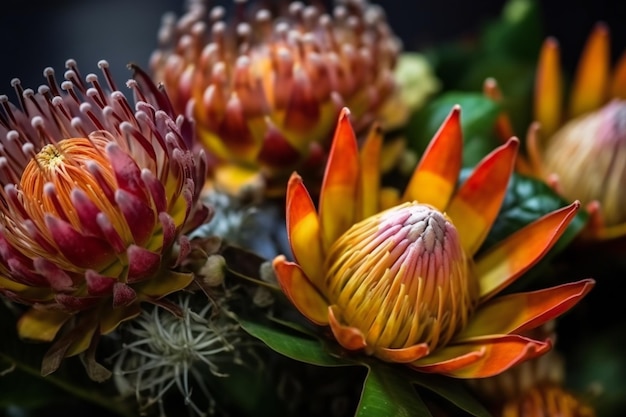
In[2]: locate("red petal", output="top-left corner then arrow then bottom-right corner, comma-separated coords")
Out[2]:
33,258 -> 74,292
113,282 -> 137,307
115,189 -> 156,245
106,142 -> 149,203
85,270 -> 116,296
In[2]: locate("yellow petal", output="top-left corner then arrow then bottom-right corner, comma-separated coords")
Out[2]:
357,124 -> 383,219
534,37 -> 563,137
17,308 -> 72,342
285,173 -> 325,286
610,51 -> 626,99
319,108 -> 360,251
475,201 -> 580,301
456,279 -> 595,341
402,105 -> 462,211
446,138 -> 519,257
100,304 -> 142,335
138,270 -> 194,298
273,256 -> 329,325
569,22 -> 610,118
411,335 -> 551,378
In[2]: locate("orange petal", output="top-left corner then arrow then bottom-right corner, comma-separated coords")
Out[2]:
319,108 -> 360,250
328,305 -> 367,351
483,78 -> 516,142
285,173 -> 324,286
402,105 -> 462,211
534,37 -> 563,138
475,201 -> 580,301
357,123 -> 383,219
610,50 -> 626,99
411,335 -> 551,378
446,138 -> 519,256
569,22 -> 610,118
456,279 -> 595,341
17,308 -> 72,342
273,256 -> 329,325
375,343 -> 430,363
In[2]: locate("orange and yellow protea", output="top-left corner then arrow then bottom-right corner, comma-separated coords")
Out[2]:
150,0 -> 400,195
486,23 -> 626,241
273,106 -> 594,378
0,60 -> 209,372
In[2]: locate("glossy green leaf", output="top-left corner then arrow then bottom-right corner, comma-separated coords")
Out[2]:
238,317 -> 351,367
410,373 -> 493,417
478,171 -> 588,252
356,363 -> 431,417
406,92 -> 500,167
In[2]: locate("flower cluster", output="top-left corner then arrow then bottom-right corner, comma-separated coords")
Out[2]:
0,1 -> 613,417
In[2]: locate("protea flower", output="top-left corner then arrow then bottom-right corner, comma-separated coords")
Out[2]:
273,106 -> 594,378
497,385 -> 596,417
485,23 -> 626,241
0,60 -> 210,376
150,0 -> 400,196
472,348 -> 596,417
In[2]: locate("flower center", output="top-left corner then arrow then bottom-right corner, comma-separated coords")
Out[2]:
324,201 -> 478,352
35,144 -> 66,171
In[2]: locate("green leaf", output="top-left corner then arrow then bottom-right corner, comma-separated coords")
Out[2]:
356,363 -> 431,417
410,373 -> 493,417
406,92 -> 500,167
238,317 -> 350,367
480,172 -> 588,252
481,0 -> 544,62
474,171 -> 588,291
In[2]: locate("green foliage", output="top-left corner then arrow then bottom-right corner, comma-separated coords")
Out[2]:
406,92 -> 500,167
239,316 -> 491,417
0,303 -> 133,417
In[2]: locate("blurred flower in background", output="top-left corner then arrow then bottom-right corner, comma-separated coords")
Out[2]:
150,0 -> 401,196
0,60 -> 210,377
469,323 -> 597,417
489,23 -> 626,241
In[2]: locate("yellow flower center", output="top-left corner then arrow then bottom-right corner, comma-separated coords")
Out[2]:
324,201 -> 478,353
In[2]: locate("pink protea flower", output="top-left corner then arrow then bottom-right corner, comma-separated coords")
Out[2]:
0,60 -> 210,376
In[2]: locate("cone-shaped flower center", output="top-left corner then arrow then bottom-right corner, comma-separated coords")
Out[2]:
324,201 -> 478,352
543,99 -> 626,226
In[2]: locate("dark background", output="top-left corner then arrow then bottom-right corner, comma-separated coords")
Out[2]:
0,0 -> 625,94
